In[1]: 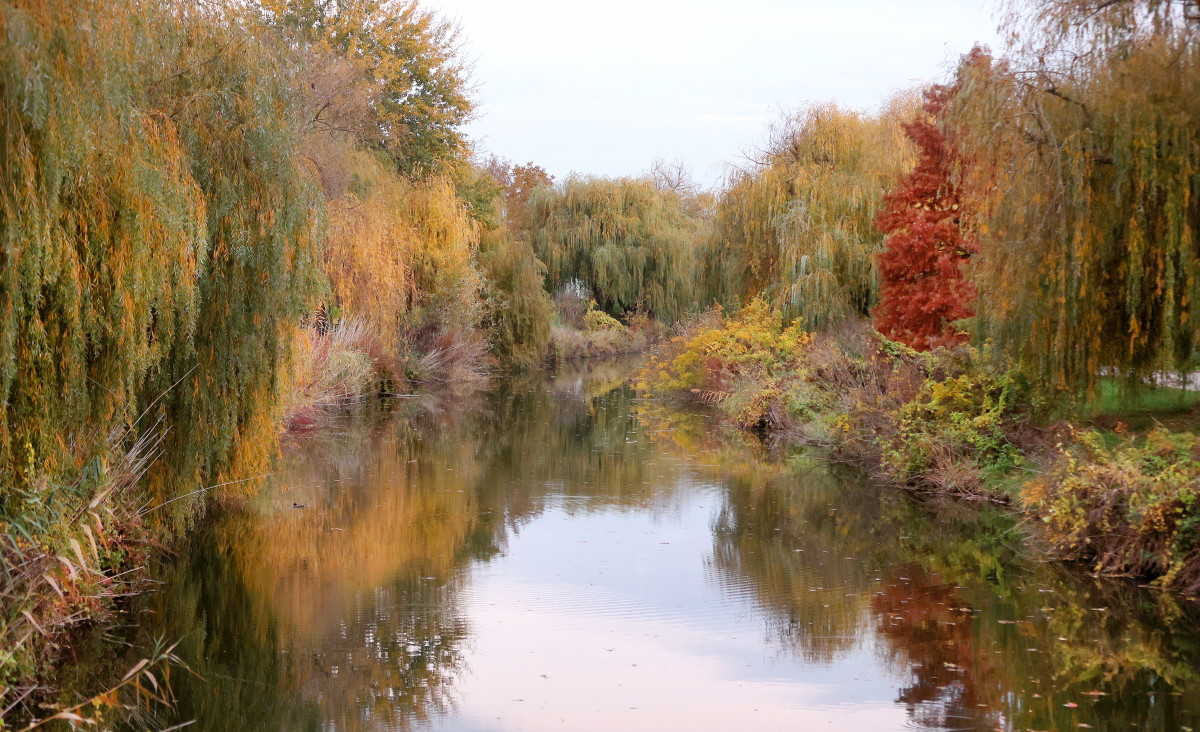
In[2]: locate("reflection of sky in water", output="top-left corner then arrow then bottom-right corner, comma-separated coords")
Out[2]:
111,373 -> 1200,732
434,481 -> 904,732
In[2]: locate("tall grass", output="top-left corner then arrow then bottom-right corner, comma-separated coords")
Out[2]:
281,319 -> 398,431
397,323 -> 491,388
1,424 -> 162,717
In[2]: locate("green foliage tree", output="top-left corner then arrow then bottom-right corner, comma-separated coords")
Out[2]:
700,102 -> 916,329
479,228 -> 554,370
260,0 -> 474,177
0,0 -> 324,528
951,1 -> 1200,399
528,176 -> 697,323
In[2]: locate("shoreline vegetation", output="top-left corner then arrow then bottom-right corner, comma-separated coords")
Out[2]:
639,305 -> 1200,596
2,0 -> 1199,726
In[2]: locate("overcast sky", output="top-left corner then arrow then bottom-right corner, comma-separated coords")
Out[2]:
427,0 -> 1005,188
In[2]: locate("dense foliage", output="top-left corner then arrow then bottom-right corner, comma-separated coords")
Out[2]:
529,176 -> 697,322
1026,428 -> 1200,593
874,84 -> 977,351
699,102 -> 916,328
0,0 -> 324,528
952,2 -> 1200,396
261,0 -> 474,176
482,157 -> 555,232
479,229 -> 553,370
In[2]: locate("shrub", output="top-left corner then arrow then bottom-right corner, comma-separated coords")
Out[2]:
1024,429 -> 1200,593
642,300 -> 811,395
881,365 -> 1027,497
397,322 -> 490,388
640,300 -> 819,435
546,324 -> 649,365
584,307 -> 626,333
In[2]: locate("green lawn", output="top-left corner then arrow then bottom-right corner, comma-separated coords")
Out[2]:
1093,377 -> 1200,431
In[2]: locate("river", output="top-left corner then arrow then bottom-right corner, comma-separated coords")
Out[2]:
94,362 -> 1200,731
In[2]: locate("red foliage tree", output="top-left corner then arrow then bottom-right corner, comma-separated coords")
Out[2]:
873,85 -> 978,351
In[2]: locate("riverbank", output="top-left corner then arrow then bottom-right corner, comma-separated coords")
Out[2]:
45,363 -> 1200,731
2,307 -> 660,727
638,301 -> 1200,595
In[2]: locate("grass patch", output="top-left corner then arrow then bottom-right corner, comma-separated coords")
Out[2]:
1091,378 -> 1200,434
1096,378 -> 1200,418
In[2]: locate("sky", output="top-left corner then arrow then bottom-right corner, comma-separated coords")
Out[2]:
426,0 -> 1006,188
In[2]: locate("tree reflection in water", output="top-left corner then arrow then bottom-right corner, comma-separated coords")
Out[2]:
93,363 -> 1200,731
693,425 -> 1200,731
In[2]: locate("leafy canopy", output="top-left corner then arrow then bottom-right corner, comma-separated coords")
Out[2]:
528,176 -> 697,323
259,0 -> 475,176
700,102 -> 916,330
952,0 -> 1200,399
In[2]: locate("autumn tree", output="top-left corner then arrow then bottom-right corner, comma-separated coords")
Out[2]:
528,177 -> 697,322
257,0 -> 488,351
481,156 -> 555,231
699,101 -> 917,329
0,0 -> 325,529
478,226 -> 554,369
260,0 -> 475,176
873,84 -> 978,351
951,1 -> 1200,398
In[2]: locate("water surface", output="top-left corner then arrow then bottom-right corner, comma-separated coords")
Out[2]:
128,364 -> 1200,731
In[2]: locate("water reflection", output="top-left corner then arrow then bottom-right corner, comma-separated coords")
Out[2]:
111,362 -> 1200,731
690,431 -> 1200,731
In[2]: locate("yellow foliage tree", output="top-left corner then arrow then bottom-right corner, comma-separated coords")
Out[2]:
951,2 -> 1200,398
701,101 -> 916,329
321,146 -> 481,346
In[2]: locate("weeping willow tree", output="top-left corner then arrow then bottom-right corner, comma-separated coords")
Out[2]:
478,227 -> 553,370
466,165 -> 554,370
700,101 -> 916,329
528,176 -> 697,322
952,1 -> 1200,399
0,0 -> 324,528
320,144 -> 483,346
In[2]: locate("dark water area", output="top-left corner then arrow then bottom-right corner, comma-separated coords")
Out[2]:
90,362 -> 1200,731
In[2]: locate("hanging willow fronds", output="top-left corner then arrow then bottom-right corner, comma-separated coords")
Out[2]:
321,142 -> 482,346
951,1 -> 1200,398
699,101 -> 917,329
528,176 -> 698,323
0,0 -> 325,529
